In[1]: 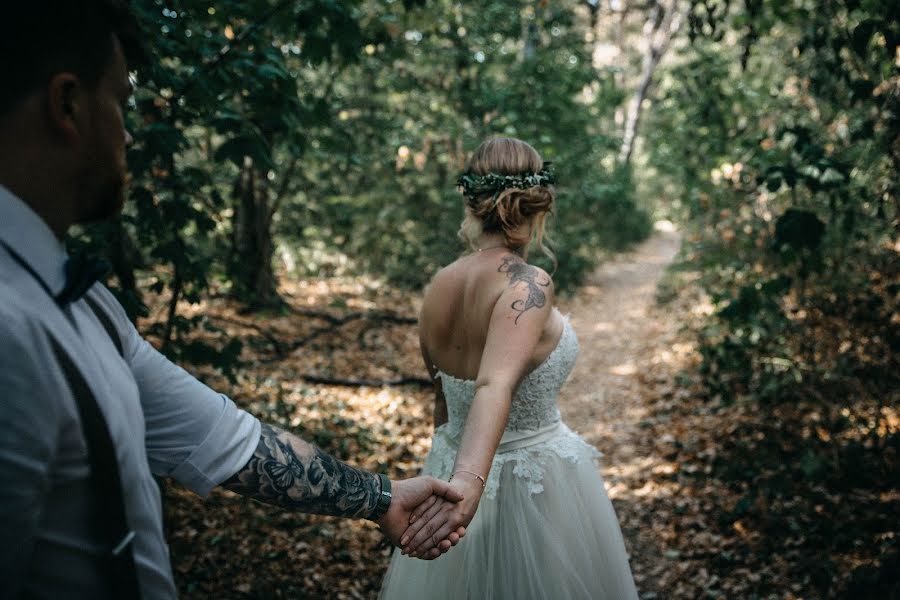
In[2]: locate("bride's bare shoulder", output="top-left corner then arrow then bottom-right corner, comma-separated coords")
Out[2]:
424,260 -> 462,294
421,260 -> 466,319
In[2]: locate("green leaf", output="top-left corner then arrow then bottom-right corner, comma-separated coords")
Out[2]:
214,135 -> 274,170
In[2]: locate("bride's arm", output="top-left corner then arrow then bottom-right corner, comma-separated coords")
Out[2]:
400,264 -> 554,556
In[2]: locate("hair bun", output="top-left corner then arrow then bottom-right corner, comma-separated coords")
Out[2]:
466,184 -> 555,249
457,137 -> 557,264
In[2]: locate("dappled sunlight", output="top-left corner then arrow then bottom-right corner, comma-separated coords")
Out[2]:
279,276 -> 391,311
647,341 -> 697,370
609,362 -> 638,376
653,219 -> 677,233
602,452 -> 682,502
690,297 -> 714,317
592,320 -> 615,332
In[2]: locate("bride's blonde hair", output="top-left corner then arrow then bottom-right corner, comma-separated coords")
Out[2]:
457,137 -> 556,264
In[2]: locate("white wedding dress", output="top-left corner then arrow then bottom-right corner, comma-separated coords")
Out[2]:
379,314 -> 639,599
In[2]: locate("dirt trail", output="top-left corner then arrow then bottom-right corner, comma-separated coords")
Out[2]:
557,223 -> 682,598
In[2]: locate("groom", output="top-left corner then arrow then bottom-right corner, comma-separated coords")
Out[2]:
0,2 -> 462,599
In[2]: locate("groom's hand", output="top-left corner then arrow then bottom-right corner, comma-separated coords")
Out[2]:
398,475 -> 482,559
376,476 -> 467,560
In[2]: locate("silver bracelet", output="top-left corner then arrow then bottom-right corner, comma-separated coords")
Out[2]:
449,469 -> 486,489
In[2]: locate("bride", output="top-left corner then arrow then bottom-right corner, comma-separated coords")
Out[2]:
379,137 -> 639,599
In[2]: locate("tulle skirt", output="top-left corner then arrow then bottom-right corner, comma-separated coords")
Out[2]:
379,423 -> 639,600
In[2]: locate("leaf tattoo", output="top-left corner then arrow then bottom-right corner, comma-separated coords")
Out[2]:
222,423 -> 380,519
498,255 -> 550,324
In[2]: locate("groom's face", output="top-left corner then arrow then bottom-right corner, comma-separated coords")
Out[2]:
75,35 -> 134,224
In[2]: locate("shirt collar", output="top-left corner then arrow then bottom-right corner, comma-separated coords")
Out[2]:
0,185 -> 68,296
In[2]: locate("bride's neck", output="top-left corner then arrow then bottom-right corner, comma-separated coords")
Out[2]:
473,233 -> 507,252
472,232 -> 529,256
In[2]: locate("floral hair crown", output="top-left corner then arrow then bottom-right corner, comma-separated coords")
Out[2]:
456,162 -> 555,204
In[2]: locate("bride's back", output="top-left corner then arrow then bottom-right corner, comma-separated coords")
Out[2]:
419,250 -> 563,382
421,136 -> 561,384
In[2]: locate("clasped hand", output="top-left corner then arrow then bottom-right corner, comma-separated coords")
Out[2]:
377,476 -> 468,560
397,475 -> 483,559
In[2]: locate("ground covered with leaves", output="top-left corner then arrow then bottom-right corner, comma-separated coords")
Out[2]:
158,229 -> 897,599
574,230 -> 899,600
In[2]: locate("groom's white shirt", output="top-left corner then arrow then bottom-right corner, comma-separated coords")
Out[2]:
0,185 -> 261,599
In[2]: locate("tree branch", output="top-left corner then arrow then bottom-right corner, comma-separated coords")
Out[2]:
283,305 -> 417,326
177,0 -> 297,101
298,374 -> 432,387
619,0 -> 686,165
268,157 -> 300,222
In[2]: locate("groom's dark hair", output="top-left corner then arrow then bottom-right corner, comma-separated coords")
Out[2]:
0,0 -> 147,117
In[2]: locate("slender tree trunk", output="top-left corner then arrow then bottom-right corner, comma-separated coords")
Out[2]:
161,262 -> 183,354
229,157 -> 279,309
251,176 -> 277,305
104,218 -> 144,323
520,0 -> 546,62
585,0 -> 600,30
618,0 -> 685,166
228,156 -> 300,310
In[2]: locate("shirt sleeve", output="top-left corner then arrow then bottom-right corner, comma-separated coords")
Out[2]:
89,287 -> 261,497
0,308 -> 61,594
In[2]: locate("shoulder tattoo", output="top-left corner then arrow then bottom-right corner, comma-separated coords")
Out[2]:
498,255 -> 551,324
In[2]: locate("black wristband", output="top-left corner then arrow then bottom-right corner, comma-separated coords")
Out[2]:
371,474 -> 392,520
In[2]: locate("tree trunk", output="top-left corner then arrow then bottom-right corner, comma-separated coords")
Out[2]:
161,261 -> 183,354
229,157 -> 279,309
520,0 -> 547,62
618,0 -> 685,166
103,218 -> 144,323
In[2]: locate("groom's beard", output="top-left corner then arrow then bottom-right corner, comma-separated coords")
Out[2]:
78,168 -> 130,224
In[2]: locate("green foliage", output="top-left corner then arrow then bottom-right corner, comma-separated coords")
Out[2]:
71,0 -> 651,372
647,1 -> 899,595
272,0 -> 649,292
548,165 -> 652,289
649,0 -> 899,404
76,0 -> 378,366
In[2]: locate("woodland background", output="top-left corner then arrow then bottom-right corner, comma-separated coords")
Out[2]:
78,0 -> 897,597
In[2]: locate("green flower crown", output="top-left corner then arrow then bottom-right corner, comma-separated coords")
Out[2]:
456,162 -> 555,204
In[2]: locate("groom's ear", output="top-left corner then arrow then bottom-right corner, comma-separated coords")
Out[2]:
46,73 -> 87,144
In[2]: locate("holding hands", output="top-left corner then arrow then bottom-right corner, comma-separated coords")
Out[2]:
398,470 -> 485,558
377,476 -> 468,560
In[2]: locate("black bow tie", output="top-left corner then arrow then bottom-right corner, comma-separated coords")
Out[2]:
55,253 -> 111,306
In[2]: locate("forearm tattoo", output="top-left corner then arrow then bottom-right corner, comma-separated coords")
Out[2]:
498,255 -> 550,323
222,423 -> 381,520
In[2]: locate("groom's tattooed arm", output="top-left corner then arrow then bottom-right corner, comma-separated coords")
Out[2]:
222,423 -> 381,519
498,255 -> 551,324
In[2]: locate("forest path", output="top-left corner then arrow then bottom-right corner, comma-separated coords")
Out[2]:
556,222 -> 682,598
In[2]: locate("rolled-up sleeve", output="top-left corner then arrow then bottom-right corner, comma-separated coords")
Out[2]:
130,337 -> 260,496
93,289 -> 260,497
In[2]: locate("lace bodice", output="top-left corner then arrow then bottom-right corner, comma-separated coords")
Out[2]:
437,313 -> 578,437
426,313 -> 602,499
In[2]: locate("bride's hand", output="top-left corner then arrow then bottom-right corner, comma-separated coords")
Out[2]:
377,476 -> 466,560
400,495 -> 468,559
399,475 -> 483,558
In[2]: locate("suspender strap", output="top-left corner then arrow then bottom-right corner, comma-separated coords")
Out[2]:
84,294 -> 125,357
48,336 -> 141,599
